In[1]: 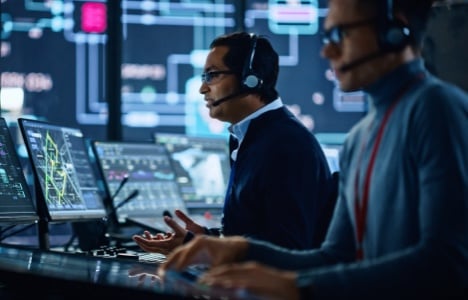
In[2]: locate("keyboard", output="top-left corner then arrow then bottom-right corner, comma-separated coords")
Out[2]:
79,245 -> 167,264
138,252 -> 167,264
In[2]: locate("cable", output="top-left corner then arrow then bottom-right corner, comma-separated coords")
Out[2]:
0,223 -> 36,242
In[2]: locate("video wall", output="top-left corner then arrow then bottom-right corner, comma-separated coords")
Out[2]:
1,0 -> 366,143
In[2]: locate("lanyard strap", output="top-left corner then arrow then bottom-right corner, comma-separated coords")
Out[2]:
353,72 -> 425,260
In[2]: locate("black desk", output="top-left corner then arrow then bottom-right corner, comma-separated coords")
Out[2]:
0,244 -> 250,299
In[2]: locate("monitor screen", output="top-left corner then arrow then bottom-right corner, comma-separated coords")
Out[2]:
17,118 -> 106,222
154,133 -> 230,209
320,145 -> 341,173
91,141 -> 186,222
0,118 -> 38,224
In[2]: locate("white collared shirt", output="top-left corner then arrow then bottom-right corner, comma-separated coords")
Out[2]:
228,98 -> 284,161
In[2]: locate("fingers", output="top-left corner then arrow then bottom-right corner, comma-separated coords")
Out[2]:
201,262 -> 256,281
132,225 -> 186,255
164,216 -> 187,236
199,266 -> 248,289
159,236 -> 205,274
153,232 -> 173,240
133,236 -> 174,255
133,233 -> 165,250
132,235 -> 156,252
159,235 -> 248,275
139,230 -> 171,240
198,263 -> 294,300
174,209 -> 195,225
158,248 -> 187,275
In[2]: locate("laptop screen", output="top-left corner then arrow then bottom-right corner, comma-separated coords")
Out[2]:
0,118 -> 38,224
91,141 -> 186,222
154,133 -> 230,209
18,118 -> 106,222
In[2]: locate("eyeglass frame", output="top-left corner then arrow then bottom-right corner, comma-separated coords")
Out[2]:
321,18 -> 377,45
201,70 -> 236,84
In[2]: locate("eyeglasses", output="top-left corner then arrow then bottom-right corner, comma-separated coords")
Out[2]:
321,18 -> 377,45
201,70 -> 236,84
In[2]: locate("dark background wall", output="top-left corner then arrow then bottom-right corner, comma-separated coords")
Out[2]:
1,0 -> 467,144
423,2 -> 468,93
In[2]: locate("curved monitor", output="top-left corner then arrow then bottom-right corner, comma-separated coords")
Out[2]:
0,118 -> 38,225
154,133 -> 230,209
17,118 -> 106,222
320,145 -> 341,173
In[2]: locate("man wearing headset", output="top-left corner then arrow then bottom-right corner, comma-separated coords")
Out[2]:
157,0 -> 467,299
133,32 -> 334,252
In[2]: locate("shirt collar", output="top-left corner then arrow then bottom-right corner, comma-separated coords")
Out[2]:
364,59 -> 426,109
229,97 -> 283,141
228,97 -> 283,160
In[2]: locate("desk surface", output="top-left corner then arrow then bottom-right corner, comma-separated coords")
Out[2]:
0,244 -> 252,299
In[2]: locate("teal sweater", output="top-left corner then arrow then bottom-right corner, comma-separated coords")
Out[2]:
245,59 -> 468,299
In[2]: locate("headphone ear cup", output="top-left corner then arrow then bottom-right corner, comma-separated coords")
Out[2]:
241,33 -> 263,91
379,20 -> 411,51
243,74 -> 260,89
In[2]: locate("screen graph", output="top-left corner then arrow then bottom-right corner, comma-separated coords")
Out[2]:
0,117 -> 38,224
18,118 -> 106,222
91,141 -> 186,221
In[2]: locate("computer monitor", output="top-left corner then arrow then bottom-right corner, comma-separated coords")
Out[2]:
91,141 -> 186,223
17,118 -> 106,222
154,133 -> 230,209
315,133 -> 345,173
0,118 -> 38,224
320,144 -> 341,173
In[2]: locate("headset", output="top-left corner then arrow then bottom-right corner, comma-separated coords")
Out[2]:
241,33 -> 263,90
378,0 -> 412,52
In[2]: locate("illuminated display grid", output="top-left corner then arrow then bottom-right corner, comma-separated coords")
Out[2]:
0,118 -> 38,224
92,141 -> 186,221
18,118 -> 106,221
1,0 -> 363,142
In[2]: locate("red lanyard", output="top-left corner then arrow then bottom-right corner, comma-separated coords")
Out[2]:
353,73 -> 424,261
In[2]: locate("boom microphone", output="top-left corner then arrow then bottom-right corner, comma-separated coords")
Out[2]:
114,189 -> 139,210
211,90 -> 246,107
111,174 -> 129,199
104,189 -> 139,237
104,174 -> 131,231
339,50 -> 387,72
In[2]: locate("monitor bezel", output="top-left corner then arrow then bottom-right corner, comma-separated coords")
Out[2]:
0,117 -> 39,225
90,140 -> 187,221
17,118 -> 106,222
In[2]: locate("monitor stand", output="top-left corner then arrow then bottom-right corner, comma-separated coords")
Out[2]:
37,218 -> 50,251
71,220 -> 109,251
34,179 -> 51,251
70,195 -> 128,252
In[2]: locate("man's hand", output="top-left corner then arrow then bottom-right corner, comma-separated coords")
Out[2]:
159,235 -> 249,274
198,262 -> 300,300
174,209 -> 205,235
132,209 -> 208,254
132,215 -> 188,255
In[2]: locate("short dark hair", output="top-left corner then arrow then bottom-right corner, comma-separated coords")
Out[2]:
209,31 -> 279,103
353,0 -> 435,48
